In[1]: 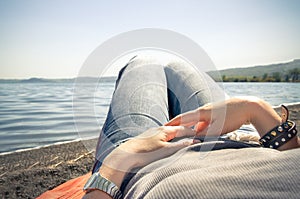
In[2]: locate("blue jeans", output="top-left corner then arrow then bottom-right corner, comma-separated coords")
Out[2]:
92,55 -> 228,173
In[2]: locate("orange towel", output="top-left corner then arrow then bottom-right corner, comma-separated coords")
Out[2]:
37,173 -> 91,199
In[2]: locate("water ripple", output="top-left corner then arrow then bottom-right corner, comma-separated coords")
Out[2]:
0,82 -> 299,153
0,82 -> 113,153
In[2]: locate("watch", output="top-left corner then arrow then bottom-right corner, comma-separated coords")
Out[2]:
83,172 -> 122,199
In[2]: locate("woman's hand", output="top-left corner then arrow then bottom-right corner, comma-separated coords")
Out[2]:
102,126 -> 196,183
166,97 -> 284,137
166,97 -> 254,137
118,126 -> 196,167
83,126 -> 196,199
165,97 -> 299,151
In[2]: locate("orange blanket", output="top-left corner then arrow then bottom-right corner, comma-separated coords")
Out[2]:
37,173 -> 91,199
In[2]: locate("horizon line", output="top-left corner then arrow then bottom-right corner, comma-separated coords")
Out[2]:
1,58 -> 299,80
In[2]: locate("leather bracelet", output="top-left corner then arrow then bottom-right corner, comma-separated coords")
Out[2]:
259,120 -> 297,149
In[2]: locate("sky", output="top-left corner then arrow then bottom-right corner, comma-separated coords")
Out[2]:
0,0 -> 300,78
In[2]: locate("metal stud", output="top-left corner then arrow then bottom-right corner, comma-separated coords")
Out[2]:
271,131 -> 277,136
277,126 -> 283,132
275,142 -> 279,146
281,138 -> 286,142
288,134 -> 292,138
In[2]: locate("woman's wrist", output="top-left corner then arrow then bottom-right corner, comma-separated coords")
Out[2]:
83,147 -> 134,198
246,98 -> 299,150
246,97 -> 281,137
98,140 -> 141,188
99,163 -> 127,189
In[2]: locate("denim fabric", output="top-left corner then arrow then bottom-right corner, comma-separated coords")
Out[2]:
92,55 -> 246,174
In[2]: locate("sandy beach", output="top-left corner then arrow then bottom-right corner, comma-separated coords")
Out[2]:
1,103 -> 300,198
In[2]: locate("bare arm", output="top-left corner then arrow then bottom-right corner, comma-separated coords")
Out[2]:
165,97 -> 300,151
246,98 -> 299,150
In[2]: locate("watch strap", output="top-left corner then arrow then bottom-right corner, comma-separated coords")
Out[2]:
83,172 -> 122,199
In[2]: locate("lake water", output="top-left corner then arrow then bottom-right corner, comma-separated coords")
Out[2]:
0,81 -> 299,153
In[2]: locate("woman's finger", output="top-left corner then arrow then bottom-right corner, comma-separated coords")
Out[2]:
164,113 -> 196,126
165,109 -> 210,127
194,120 -> 224,138
165,120 -> 197,128
163,126 -> 196,141
195,121 -> 209,132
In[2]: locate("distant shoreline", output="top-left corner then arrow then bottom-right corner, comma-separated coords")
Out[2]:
208,59 -> 300,82
0,76 -> 117,83
1,58 -> 299,83
0,77 -> 299,83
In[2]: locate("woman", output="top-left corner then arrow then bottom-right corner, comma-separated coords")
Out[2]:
83,55 -> 300,199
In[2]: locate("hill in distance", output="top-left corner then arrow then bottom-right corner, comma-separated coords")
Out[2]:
207,59 -> 300,82
0,76 -> 117,84
0,59 -> 299,83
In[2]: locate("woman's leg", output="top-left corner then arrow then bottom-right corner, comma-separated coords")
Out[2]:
164,58 -> 258,144
93,56 -> 169,173
164,58 -> 228,118
93,55 -> 228,173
